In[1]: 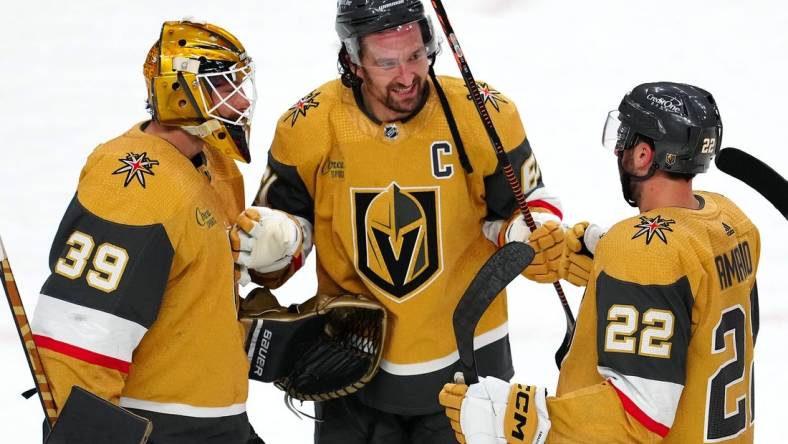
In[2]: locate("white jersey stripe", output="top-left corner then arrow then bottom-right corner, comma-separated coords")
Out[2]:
380,322 -> 508,376
120,397 -> 246,418
598,365 -> 684,428
525,187 -> 563,210
31,294 -> 147,363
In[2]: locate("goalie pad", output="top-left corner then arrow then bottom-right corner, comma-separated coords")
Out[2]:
241,287 -> 387,402
46,385 -> 152,444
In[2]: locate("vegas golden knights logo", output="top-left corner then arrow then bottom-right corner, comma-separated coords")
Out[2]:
352,183 -> 442,301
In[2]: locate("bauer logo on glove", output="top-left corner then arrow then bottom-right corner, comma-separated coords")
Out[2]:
240,287 -> 387,403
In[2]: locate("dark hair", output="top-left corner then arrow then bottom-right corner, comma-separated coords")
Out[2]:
338,44 -> 362,88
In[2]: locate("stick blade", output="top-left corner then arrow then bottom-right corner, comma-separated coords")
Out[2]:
453,242 -> 535,384
716,147 -> 788,218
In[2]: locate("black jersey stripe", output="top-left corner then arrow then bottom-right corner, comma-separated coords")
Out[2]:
596,271 -> 693,386
41,195 -> 173,329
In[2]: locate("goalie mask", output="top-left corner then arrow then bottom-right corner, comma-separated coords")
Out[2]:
144,19 -> 256,163
240,288 -> 387,402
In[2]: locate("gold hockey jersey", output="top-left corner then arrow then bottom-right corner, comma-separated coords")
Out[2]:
545,192 -> 759,443
254,76 -> 562,414
31,123 -> 251,443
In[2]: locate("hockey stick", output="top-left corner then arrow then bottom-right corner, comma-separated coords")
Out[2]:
430,0 -> 575,368
716,147 -> 788,219
453,242 -> 535,384
0,235 -> 58,427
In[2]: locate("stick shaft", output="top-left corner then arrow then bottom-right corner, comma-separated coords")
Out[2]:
430,0 -> 575,363
0,236 -> 58,426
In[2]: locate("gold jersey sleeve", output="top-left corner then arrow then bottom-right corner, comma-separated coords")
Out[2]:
545,192 -> 759,443
253,77 -> 561,414
32,123 -> 250,441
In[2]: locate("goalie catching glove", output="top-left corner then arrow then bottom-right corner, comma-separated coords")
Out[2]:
558,222 -> 605,287
439,376 -> 550,444
230,207 -> 312,285
240,287 -> 386,402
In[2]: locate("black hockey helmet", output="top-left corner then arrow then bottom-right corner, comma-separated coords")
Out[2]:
602,82 -> 723,175
336,0 -> 439,65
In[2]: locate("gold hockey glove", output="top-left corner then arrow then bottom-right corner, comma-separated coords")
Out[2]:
523,220 -> 565,283
490,212 -> 565,284
559,222 -> 605,287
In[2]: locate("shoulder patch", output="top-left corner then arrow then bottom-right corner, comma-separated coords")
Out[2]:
112,152 -> 160,188
284,89 -> 321,127
632,215 -> 676,245
466,81 -> 509,112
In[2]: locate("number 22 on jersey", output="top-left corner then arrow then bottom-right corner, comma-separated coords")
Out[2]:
705,304 -> 754,442
604,299 -> 755,442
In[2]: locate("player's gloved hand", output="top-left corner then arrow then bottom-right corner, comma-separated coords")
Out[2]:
523,220 -> 565,283
230,207 -> 303,284
498,212 -> 565,283
439,376 -> 550,444
559,222 -> 605,287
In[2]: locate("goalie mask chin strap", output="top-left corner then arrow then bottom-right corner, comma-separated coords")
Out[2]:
182,119 -> 222,138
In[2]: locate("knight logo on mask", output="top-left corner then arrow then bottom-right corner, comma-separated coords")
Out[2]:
253,329 -> 273,377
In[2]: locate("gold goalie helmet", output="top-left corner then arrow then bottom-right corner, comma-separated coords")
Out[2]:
143,19 -> 256,162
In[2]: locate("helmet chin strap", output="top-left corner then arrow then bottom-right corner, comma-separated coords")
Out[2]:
618,152 -> 658,208
182,119 -> 221,138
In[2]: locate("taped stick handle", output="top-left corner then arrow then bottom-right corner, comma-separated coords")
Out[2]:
0,235 -> 58,426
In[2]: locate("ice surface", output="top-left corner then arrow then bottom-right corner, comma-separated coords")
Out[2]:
1,0 -> 786,441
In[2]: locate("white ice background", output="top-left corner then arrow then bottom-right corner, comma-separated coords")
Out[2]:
1,0 -> 786,442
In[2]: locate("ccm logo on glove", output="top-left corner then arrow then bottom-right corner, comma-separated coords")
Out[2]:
510,384 -> 535,440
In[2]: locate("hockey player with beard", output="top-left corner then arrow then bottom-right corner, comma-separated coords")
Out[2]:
439,83 -> 760,443
229,0 -> 565,442
31,20 -> 264,443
